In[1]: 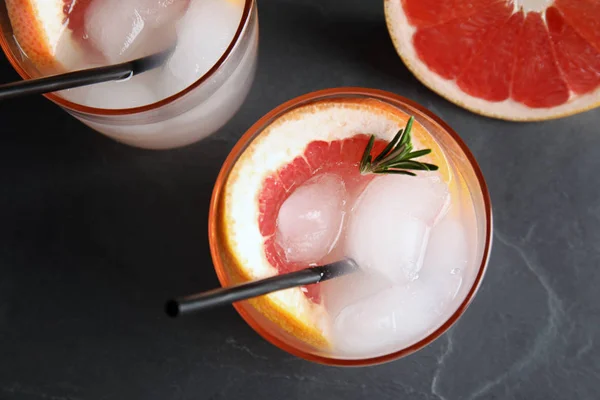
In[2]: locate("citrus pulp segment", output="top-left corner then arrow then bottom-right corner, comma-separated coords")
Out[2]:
6,0 -> 88,72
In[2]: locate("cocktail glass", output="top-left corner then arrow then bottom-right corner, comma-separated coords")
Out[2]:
209,87 -> 493,366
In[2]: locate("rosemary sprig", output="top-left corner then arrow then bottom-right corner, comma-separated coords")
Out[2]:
359,116 -> 439,176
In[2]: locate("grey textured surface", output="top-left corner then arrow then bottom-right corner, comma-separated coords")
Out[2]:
1,0 -> 599,399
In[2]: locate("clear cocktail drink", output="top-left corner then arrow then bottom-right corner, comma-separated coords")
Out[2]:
210,88 -> 492,365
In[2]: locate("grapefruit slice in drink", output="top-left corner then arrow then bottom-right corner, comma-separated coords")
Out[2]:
384,0 -> 600,121
5,0 -> 90,72
217,98 -> 449,350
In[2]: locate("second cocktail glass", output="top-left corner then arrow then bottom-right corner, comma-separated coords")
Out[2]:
0,0 -> 258,149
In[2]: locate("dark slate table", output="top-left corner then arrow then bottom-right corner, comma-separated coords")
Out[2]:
1,0 -> 598,399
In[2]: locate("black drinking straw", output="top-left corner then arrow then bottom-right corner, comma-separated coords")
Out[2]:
0,48 -> 172,101
165,259 -> 359,317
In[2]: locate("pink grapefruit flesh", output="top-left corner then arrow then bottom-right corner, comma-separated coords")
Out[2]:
385,0 -> 600,120
259,135 -> 388,303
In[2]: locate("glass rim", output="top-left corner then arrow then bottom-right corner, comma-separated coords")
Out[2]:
0,0 -> 255,116
208,87 -> 493,366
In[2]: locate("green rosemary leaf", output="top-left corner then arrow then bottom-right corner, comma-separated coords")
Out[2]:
358,115 -> 438,177
365,155 -> 373,172
384,143 -> 414,165
360,135 -> 376,172
379,146 -> 404,164
398,116 -> 414,148
404,149 -> 432,160
421,163 -> 439,171
385,160 -> 431,170
373,129 -> 403,163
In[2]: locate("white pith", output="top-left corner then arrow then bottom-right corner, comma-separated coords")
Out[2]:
514,0 -> 553,14
30,0 -> 65,52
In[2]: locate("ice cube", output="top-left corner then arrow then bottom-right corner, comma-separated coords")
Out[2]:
84,0 -> 186,63
275,174 -> 347,264
143,0 -> 189,28
420,216 -> 469,309
59,70 -> 159,109
345,174 -> 449,284
322,270 -> 392,319
164,0 -> 243,94
332,279 -> 442,357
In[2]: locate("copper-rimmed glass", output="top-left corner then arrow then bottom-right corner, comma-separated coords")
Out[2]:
0,0 -> 258,149
209,87 -> 492,366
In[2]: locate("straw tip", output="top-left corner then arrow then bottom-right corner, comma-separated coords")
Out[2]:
165,300 -> 180,318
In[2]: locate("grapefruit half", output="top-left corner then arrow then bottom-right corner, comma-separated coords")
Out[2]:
219,98 -> 449,350
384,0 -> 600,121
